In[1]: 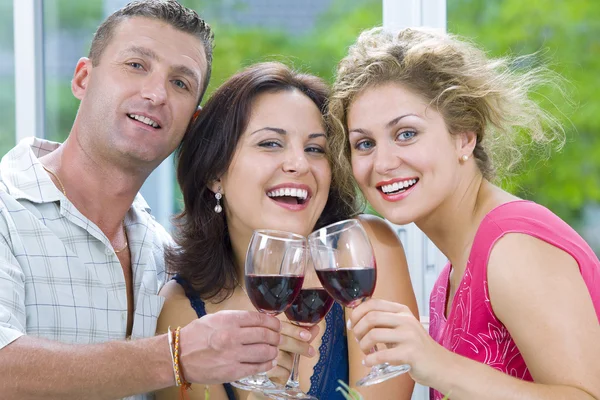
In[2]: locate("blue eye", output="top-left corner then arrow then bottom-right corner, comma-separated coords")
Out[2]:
173,80 -> 188,90
355,139 -> 375,151
128,62 -> 143,70
397,130 -> 416,141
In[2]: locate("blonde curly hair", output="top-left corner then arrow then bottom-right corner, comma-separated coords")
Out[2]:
328,27 -> 565,182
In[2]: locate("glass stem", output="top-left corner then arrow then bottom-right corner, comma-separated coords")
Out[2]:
284,353 -> 302,389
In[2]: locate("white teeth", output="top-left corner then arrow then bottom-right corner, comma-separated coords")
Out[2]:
129,114 -> 159,128
267,188 -> 308,200
381,179 -> 417,194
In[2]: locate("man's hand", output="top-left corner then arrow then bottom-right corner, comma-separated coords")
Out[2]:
179,310 -> 282,384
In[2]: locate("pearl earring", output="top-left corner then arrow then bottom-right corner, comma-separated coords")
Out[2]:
461,154 -> 469,162
214,186 -> 223,213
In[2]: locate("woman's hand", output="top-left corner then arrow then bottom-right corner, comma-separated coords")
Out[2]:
266,321 -> 320,385
349,298 -> 448,387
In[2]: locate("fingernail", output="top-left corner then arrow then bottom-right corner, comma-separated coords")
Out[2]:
308,346 -> 315,357
346,319 -> 352,330
300,330 -> 311,340
354,337 -> 359,343
272,359 -> 278,367
361,359 -> 365,366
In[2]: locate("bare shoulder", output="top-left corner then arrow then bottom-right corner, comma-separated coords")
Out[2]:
488,233 -> 579,285
357,215 -> 417,314
357,214 -> 405,252
156,279 -> 199,334
159,279 -> 187,299
487,232 -> 582,319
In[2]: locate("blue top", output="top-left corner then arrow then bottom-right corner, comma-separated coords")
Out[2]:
173,275 -> 349,399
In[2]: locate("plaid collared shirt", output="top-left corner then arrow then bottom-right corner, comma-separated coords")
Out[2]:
0,138 -> 172,399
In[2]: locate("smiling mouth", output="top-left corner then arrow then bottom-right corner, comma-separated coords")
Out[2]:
267,188 -> 309,205
378,178 -> 419,195
127,113 -> 161,129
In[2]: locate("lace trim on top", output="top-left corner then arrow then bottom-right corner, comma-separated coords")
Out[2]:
308,302 -> 349,398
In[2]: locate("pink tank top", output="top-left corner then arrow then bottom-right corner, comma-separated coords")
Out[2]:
429,200 -> 600,400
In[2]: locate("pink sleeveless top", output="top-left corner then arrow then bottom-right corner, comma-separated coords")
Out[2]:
429,201 -> 600,400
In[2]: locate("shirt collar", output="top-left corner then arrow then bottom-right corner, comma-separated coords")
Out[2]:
0,137 -> 63,203
0,137 -> 152,214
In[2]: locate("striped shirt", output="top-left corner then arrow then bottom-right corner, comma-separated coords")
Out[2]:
0,137 -> 172,399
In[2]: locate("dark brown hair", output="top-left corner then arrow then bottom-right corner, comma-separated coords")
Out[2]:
89,0 -> 214,103
167,62 -> 358,301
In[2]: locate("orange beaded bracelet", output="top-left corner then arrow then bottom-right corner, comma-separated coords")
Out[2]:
168,326 -> 191,399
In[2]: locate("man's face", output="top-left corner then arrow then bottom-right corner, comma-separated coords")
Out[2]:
74,17 -> 207,170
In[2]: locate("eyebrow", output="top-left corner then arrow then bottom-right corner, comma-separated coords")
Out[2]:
250,127 -> 327,138
386,113 -> 419,128
120,46 -> 201,93
349,113 -> 419,135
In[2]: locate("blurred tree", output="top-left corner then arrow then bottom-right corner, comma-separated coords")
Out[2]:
448,0 -> 600,227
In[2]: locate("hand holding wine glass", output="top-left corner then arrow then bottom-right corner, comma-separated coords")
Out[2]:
308,219 -> 410,387
349,298 -> 447,388
231,230 -> 306,393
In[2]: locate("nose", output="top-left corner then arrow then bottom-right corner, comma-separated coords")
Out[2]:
374,142 -> 401,175
282,148 -> 310,175
140,73 -> 168,105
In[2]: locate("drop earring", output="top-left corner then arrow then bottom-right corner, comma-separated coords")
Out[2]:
214,186 -> 223,213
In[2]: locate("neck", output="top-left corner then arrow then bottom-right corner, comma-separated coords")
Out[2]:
39,136 -> 148,236
415,174 -> 497,278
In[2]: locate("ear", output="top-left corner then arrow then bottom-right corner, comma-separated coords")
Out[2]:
456,130 -> 477,158
191,105 -> 202,123
208,178 -> 222,194
71,57 -> 93,100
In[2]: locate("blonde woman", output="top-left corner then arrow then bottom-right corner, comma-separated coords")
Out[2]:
329,27 -> 600,400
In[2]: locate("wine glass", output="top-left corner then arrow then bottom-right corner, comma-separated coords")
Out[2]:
266,245 -> 335,400
231,230 -> 306,392
308,219 -> 410,387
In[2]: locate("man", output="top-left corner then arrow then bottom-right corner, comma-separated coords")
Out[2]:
0,1 -> 281,399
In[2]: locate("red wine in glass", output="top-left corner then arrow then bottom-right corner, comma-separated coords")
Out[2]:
267,253 -> 335,400
308,219 -> 411,387
246,274 -> 304,315
315,267 -> 376,308
284,288 -> 335,327
232,229 -> 306,394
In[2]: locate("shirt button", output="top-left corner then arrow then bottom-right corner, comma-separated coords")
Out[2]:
105,248 -> 112,255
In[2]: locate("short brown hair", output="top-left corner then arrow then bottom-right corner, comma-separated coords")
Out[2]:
89,0 -> 214,103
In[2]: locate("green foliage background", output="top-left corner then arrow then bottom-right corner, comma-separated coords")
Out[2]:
2,0 -> 599,238
448,0 -> 600,229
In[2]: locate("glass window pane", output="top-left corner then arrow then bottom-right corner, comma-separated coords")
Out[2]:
43,0 -> 104,143
0,0 -> 15,157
